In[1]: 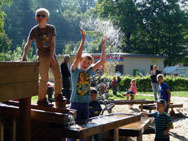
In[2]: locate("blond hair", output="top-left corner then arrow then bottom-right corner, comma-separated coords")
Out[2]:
157,74 -> 164,81
81,53 -> 94,63
35,8 -> 50,18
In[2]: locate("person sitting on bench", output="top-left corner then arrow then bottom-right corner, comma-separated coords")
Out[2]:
123,79 -> 137,100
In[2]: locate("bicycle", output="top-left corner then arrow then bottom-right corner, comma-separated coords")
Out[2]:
90,74 -> 115,115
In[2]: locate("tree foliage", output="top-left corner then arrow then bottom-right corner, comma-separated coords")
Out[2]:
96,0 -> 188,65
1,0 -> 188,66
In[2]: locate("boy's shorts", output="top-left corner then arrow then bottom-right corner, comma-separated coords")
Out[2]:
70,102 -> 89,122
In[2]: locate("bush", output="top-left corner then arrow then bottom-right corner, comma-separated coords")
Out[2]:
101,75 -> 188,91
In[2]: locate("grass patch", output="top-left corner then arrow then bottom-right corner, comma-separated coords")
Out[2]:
31,96 -> 38,104
31,90 -> 188,104
108,90 -> 188,100
108,90 -> 154,100
137,91 -> 188,97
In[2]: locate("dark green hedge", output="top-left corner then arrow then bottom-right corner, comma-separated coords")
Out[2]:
101,75 -> 188,91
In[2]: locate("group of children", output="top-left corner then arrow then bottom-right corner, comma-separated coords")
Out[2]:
22,8 -> 173,141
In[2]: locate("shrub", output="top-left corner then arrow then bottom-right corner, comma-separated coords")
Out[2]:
101,75 -> 188,91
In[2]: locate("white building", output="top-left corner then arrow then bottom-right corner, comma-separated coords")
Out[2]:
57,53 -> 166,76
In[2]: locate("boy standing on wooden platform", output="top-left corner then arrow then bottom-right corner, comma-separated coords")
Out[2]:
22,8 -> 63,107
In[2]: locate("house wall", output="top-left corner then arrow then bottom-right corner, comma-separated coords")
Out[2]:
123,57 -> 164,75
55,55 -> 165,77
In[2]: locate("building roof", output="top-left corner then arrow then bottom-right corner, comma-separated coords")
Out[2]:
90,53 -> 166,58
59,53 -> 166,59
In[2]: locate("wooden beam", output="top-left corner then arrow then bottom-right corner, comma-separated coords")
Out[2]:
113,100 -> 154,105
4,101 -> 76,118
0,103 -> 70,123
17,97 -> 31,141
0,82 -> 38,102
0,121 -> 4,141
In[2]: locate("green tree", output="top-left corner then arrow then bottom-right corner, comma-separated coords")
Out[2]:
137,0 -> 188,65
0,0 -> 11,53
96,0 -> 140,52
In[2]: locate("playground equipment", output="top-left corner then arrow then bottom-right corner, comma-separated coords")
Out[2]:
91,74 -> 115,114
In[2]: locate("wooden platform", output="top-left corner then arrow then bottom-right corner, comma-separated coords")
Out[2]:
119,117 -> 154,141
0,62 -> 39,101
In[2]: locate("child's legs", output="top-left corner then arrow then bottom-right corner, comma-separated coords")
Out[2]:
63,77 -> 71,99
113,90 -> 117,95
151,83 -> 159,101
50,59 -> 62,97
131,94 -> 135,100
70,102 -> 89,122
38,57 -> 51,100
126,94 -> 130,100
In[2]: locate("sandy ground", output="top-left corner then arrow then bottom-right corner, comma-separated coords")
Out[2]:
110,95 -> 188,141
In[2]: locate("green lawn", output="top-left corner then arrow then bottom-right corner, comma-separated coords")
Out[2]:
137,91 -> 188,97
108,90 -> 154,100
31,90 -> 188,104
31,96 -> 38,104
108,90 -> 188,101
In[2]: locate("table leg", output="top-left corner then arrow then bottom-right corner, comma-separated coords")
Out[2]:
0,121 -> 4,141
137,135 -> 142,141
140,104 -> 143,112
124,136 -> 130,141
12,118 -> 16,141
114,128 -> 119,141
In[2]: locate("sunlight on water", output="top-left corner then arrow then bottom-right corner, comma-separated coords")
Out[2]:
80,17 -> 125,75
80,17 -> 124,53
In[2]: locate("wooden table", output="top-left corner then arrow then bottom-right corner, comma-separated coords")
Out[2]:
60,113 -> 141,141
113,100 -> 155,111
119,117 -> 154,141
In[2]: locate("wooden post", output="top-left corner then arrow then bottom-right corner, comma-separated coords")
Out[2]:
18,97 -> 31,141
0,121 -> 4,141
12,118 -> 16,141
137,135 -> 142,141
140,104 -> 143,112
124,136 -> 130,141
114,128 -> 119,141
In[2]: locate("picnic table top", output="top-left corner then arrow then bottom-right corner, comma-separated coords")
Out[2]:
119,117 -> 154,136
61,113 -> 141,139
113,99 -> 155,105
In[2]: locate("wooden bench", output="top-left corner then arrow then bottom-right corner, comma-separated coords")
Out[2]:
113,100 -> 155,112
139,104 -> 183,115
119,117 -> 154,141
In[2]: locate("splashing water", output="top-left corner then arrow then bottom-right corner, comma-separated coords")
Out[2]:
80,17 -> 124,53
80,17 -> 125,75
